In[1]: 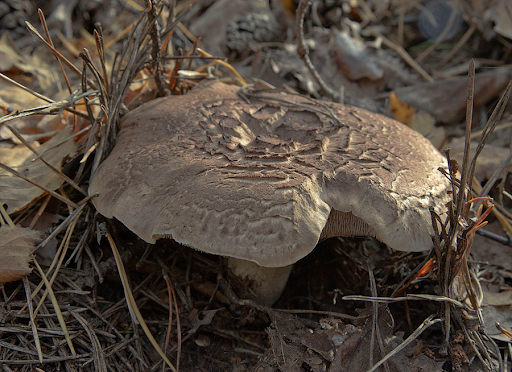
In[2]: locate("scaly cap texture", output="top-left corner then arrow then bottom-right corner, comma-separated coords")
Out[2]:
90,82 -> 449,267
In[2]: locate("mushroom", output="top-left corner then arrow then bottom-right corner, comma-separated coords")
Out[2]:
89,82 -> 450,305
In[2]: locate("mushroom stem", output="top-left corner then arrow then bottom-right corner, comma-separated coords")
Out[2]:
226,257 -> 293,306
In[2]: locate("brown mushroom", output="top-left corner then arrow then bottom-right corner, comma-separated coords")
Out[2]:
89,82 -> 450,305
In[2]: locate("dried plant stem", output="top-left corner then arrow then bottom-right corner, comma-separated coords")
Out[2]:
296,0 -> 342,102
0,73 -> 88,119
365,29 -> 434,83
145,0 -> 166,97
33,258 -> 76,356
106,232 -> 177,372
22,276 -> 43,362
368,316 -> 442,372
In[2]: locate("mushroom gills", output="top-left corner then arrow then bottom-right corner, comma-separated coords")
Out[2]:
320,209 -> 376,239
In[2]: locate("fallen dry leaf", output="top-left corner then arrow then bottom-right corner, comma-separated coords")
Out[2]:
390,91 -> 415,124
333,29 -> 383,81
390,92 -> 447,149
256,308 -> 441,371
393,69 -> 511,124
0,127 -> 78,213
481,286 -> 512,343
0,34 -> 57,92
449,138 -> 512,181
486,0 -> 512,39
0,225 -> 41,283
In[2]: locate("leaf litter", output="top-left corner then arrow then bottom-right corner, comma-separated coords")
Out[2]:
0,0 -> 512,371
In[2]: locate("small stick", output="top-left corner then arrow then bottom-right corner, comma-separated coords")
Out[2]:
25,21 -> 97,90
94,26 -> 110,96
295,0 -> 342,102
367,316 -> 442,372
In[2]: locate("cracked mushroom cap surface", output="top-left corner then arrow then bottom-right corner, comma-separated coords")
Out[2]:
89,82 -> 449,268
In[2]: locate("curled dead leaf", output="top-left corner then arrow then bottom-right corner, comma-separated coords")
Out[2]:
0,225 -> 41,283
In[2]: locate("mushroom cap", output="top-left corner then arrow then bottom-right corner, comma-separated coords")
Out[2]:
89,82 -> 449,267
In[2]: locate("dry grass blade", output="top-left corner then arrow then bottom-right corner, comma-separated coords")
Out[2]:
367,316 -> 442,372
164,274 -> 182,371
32,208 -> 83,316
38,9 -> 72,94
343,294 -> 464,307
32,258 -> 76,356
22,277 -> 43,363
454,59 -> 475,219
69,309 -> 108,372
106,233 -> 177,372
35,203 -> 85,251
196,48 -> 247,86
25,21 -> 97,90
33,124 -> 92,162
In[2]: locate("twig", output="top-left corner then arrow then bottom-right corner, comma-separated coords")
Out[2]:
367,316 -> 442,372
343,294 -> 464,308
295,0 -> 342,102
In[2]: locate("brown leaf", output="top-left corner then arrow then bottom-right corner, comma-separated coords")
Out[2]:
0,225 -> 41,282
486,0 -> 512,39
0,34 -> 57,92
390,92 -> 447,149
0,127 -> 78,214
449,138 -> 512,181
255,308 -> 441,372
393,69 -> 511,124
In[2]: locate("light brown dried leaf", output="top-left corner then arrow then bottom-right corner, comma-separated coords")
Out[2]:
0,225 -> 41,283
393,69 -> 511,124
0,127 -> 78,213
449,138 -> 512,181
0,34 -> 57,91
